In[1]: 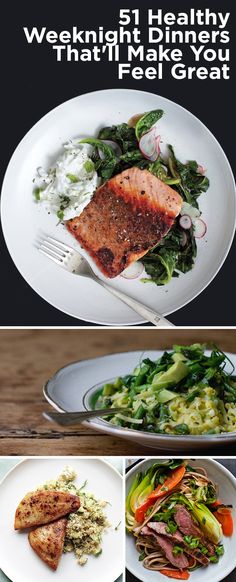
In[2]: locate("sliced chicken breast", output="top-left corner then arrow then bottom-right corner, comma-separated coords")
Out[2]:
14,490 -> 80,530
28,517 -> 67,571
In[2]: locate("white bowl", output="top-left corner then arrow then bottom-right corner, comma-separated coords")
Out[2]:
44,350 -> 236,452
126,458 -> 236,582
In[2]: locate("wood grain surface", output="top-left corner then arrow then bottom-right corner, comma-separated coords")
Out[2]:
0,328 -> 236,456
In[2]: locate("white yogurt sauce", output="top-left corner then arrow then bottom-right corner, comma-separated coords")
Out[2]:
34,140 -> 99,220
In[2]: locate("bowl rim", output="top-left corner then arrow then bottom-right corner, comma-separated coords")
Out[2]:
125,457 -> 236,582
43,349 -> 236,444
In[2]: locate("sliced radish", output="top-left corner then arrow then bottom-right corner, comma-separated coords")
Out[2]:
121,262 -> 144,279
197,164 -> 206,175
194,218 -> 207,238
181,202 -> 200,220
155,134 -> 161,157
139,127 -> 159,161
179,215 -> 192,230
180,231 -> 188,247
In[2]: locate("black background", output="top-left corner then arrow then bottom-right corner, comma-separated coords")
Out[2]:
126,458 -> 236,581
0,0 -> 235,326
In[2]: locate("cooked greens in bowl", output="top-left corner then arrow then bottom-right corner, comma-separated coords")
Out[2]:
95,344 -> 236,436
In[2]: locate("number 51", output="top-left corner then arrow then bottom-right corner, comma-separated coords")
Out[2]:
119,9 -> 139,25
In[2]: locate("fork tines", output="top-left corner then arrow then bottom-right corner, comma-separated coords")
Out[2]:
39,236 -> 73,265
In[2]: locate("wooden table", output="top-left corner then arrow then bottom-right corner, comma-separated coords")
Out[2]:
1,328 -> 236,456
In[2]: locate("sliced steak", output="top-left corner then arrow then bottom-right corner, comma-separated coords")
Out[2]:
148,522 -> 209,566
152,533 -> 189,569
148,521 -> 183,542
141,526 -> 189,569
174,505 -> 215,556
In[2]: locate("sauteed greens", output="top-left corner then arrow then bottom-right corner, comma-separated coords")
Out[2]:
82,109 -> 209,285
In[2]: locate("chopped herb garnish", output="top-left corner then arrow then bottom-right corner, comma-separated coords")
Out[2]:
209,555 -> 219,563
34,187 -> 42,200
95,549 -> 102,557
78,479 -> 88,491
215,545 -> 224,556
66,173 -> 78,183
84,159 -> 95,173
115,521 -> 121,531
173,545 -> 184,556
57,210 -> 64,220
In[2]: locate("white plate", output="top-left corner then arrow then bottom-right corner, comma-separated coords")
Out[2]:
44,350 -> 236,451
126,458 -> 236,582
1,89 -> 235,325
0,458 -> 123,582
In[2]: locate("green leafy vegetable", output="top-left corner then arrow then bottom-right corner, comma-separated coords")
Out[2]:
135,109 -> 164,140
168,145 -> 209,208
141,249 -> 178,286
80,138 -> 117,180
98,123 -> 138,153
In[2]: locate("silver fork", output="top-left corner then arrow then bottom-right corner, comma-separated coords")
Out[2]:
38,236 -> 174,326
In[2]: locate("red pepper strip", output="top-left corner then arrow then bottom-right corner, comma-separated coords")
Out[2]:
135,466 -> 186,523
214,509 -> 234,536
159,569 -> 190,580
210,499 -> 233,536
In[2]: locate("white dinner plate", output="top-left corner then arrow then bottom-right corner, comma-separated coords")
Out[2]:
0,458 -> 123,582
126,458 -> 236,582
1,89 -> 235,325
44,350 -> 236,451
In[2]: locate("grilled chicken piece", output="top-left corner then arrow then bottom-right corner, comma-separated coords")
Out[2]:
28,517 -> 67,571
66,167 -> 182,278
14,490 -> 80,530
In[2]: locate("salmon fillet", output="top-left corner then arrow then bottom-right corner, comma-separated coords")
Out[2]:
14,490 -> 80,530
28,517 -> 67,571
66,167 -> 182,278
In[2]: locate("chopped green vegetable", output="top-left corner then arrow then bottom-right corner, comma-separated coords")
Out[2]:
57,210 -> 64,220
34,187 -> 42,200
84,159 -> 95,173
66,173 -> 78,183
173,545 -> 184,556
215,545 -> 224,556
174,424 -> 190,435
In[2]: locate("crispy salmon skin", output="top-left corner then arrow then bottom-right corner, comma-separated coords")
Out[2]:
66,167 -> 182,278
14,490 -> 80,530
28,517 -> 67,571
